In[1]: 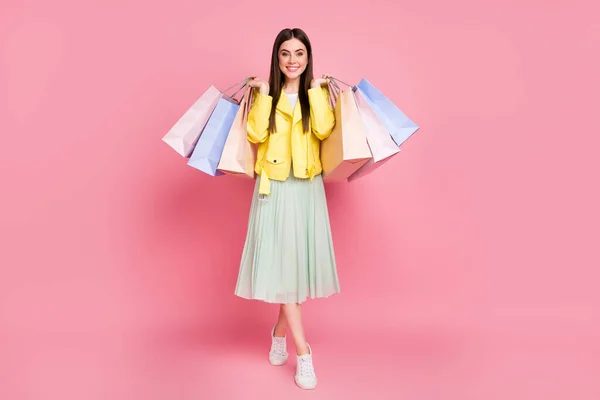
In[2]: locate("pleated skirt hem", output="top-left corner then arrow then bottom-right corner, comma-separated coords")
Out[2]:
233,288 -> 340,305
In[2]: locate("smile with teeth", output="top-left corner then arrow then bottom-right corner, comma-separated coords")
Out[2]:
286,66 -> 300,72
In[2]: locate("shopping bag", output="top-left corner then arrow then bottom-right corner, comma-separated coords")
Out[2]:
347,87 -> 400,182
321,82 -> 372,181
217,86 -> 257,178
356,78 -> 419,147
161,77 -> 250,157
161,86 -> 222,157
186,95 -> 241,176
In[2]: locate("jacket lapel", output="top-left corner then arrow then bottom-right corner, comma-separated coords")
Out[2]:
276,89 -> 303,127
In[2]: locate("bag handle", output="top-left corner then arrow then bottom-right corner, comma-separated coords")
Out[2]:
330,77 -> 360,108
243,86 -> 254,123
330,77 -> 352,88
327,79 -> 341,109
222,77 -> 253,102
327,76 -> 355,108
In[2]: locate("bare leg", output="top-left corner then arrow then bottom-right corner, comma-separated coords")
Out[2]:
273,305 -> 288,337
281,302 -> 310,355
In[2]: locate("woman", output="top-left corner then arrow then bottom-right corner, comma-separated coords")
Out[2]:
233,28 -> 340,390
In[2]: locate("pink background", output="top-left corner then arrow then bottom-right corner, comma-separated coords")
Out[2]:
1,0 -> 599,399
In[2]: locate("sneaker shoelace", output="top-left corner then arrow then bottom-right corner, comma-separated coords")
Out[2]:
298,356 -> 315,377
270,337 -> 287,357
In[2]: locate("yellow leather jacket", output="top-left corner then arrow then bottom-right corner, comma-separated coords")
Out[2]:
247,87 -> 335,196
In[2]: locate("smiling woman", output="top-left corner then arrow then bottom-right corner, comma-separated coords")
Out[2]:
234,28 -> 338,390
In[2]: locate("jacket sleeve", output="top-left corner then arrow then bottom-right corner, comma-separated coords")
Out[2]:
247,92 -> 272,144
308,86 -> 335,140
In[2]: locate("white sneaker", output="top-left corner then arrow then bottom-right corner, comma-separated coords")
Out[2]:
269,325 -> 288,366
295,343 -> 317,390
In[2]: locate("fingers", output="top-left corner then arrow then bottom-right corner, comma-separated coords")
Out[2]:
248,77 -> 266,88
321,73 -> 333,86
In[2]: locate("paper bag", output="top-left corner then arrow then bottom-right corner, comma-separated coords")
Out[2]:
356,78 -> 419,147
321,85 -> 372,181
187,96 -> 240,176
217,87 -> 256,178
347,88 -> 400,182
161,86 -> 222,157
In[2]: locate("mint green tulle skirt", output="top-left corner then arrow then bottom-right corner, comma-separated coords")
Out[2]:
234,173 -> 340,304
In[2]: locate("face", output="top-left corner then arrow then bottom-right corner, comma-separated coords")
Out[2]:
278,38 -> 308,81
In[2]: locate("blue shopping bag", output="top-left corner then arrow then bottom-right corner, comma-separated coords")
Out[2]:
356,78 -> 419,147
187,96 -> 240,176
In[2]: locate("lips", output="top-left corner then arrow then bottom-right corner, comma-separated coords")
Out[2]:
286,66 -> 299,72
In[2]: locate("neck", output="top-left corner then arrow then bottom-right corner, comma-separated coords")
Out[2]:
283,77 -> 301,94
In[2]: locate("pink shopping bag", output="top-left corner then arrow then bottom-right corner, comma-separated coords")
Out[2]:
162,78 -> 249,157
347,87 -> 400,181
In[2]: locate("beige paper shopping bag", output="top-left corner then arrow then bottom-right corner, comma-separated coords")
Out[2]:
216,86 -> 256,178
321,84 -> 372,182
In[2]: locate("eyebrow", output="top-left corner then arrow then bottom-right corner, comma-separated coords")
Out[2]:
280,49 -> 305,53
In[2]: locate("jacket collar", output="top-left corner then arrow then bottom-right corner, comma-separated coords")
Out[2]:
276,89 -> 302,127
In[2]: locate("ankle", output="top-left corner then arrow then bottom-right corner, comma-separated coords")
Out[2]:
273,324 -> 287,338
296,344 -> 310,356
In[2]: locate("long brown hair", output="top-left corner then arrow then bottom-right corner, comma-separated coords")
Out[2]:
268,28 -> 314,133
